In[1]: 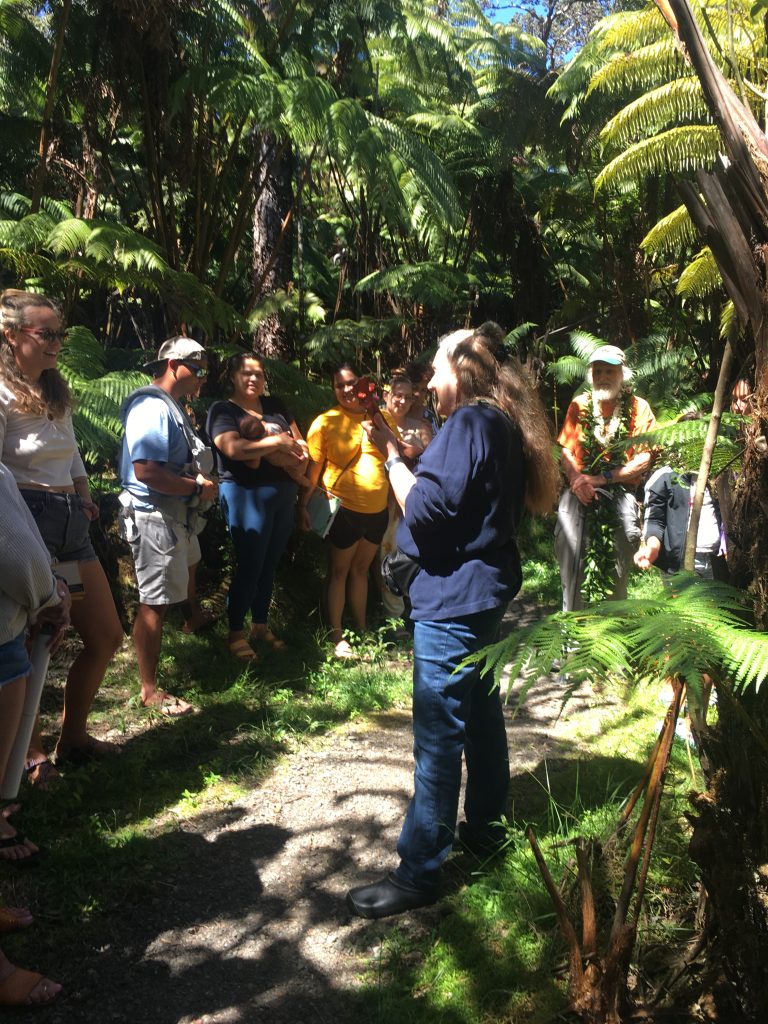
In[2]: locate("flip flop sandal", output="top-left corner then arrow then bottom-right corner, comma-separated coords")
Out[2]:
141,693 -> 194,718
0,907 -> 33,933
0,832 -> 45,869
229,637 -> 258,660
54,737 -> 122,769
23,758 -> 60,791
0,967 -> 61,1007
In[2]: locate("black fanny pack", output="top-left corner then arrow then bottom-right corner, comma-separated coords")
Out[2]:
381,548 -> 420,598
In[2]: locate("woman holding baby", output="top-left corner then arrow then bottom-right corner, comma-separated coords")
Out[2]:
206,352 -> 307,659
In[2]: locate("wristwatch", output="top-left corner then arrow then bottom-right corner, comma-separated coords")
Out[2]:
384,455 -> 406,474
602,469 -> 614,483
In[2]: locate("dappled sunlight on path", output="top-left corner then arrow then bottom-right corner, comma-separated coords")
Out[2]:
41,602 -> 628,1023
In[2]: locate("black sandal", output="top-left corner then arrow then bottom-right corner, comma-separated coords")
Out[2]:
0,831 -> 45,868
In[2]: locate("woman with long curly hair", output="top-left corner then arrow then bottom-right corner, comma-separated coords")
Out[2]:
0,290 -> 123,787
346,324 -> 558,919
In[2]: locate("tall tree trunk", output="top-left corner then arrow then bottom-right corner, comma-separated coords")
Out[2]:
31,0 -> 72,213
251,131 -> 293,359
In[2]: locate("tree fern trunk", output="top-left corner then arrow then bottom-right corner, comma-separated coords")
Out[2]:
652,0 -> 768,1015
251,131 -> 293,359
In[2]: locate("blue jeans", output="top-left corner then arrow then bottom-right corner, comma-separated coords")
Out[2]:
220,480 -> 298,631
395,605 -> 509,890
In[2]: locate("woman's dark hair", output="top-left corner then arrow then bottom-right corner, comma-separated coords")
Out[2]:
0,288 -> 71,418
440,324 -> 558,515
222,350 -> 265,395
406,361 -> 431,386
331,362 -> 359,384
388,372 -> 413,392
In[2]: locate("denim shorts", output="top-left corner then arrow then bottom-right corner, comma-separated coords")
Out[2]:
19,489 -> 97,563
0,628 -> 32,688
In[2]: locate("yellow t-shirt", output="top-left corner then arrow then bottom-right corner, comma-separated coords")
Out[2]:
306,406 -> 398,514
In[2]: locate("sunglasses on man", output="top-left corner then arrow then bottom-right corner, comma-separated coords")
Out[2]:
178,360 -> 208,378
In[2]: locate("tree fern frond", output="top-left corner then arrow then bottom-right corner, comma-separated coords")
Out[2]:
58,326 -> 107,381
587,40 -> 685,98
306,317 -> 403,367
545,354 -> 587,384
677,247 -> 721,299
642,204 -> 697,256
0,211 -> 56,249
599,6 -> 668,50
569,330 -> 606,361
595,126 -> 720,193
600,77 -> 709,150
45,218 -> 92,256
281,75 -> 340,149
356,262 -> 471,305
504,322 -> 536,352
606,416 -> 740,473
0,190 -> 30,218
720,299 -> 738,342
369,114 -> 463,230
67,370 -> 145,465
471,578 -> 763,711
40,196 -> 74,221
406,110 -> 481,138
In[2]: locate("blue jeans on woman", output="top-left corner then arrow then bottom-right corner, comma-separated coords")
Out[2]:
219,480 -> 298,631
394,604 -> 510,891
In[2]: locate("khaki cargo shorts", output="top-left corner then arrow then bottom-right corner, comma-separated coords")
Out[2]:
122,507 -> 200,606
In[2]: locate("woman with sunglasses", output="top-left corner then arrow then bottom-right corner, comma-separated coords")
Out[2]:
0,289 -> 124,786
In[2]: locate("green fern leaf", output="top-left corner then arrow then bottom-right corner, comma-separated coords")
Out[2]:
595,126 -> 720,193
677,247 -> 721,299
601,77 -> 709,150
642,203 -> 697,256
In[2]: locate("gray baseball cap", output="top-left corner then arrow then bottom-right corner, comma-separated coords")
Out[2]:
144,336 -> 207,374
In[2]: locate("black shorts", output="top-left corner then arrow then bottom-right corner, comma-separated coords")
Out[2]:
328,507 -> 388,550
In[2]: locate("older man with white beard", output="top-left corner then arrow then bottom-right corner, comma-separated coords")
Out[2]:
555,345 -> 656,611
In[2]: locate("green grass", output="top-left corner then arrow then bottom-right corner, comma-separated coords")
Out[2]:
6,611 -> 413,949
517,514 -> 561,607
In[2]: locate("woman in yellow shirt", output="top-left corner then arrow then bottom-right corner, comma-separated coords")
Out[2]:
301,365 -> 396,658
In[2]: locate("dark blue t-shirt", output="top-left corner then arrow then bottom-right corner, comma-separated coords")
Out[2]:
207,396 -> 294,487
397,403 -> 525,622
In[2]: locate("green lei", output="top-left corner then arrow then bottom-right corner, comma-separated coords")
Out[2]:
579,387 -> 633,603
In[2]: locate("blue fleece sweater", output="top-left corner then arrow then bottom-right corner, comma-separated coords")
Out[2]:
397,403 -> 526,622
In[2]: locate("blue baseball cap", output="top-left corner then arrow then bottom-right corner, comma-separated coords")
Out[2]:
589,345 -> 626,366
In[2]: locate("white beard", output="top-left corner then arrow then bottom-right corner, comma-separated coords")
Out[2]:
592,384 -> 621,404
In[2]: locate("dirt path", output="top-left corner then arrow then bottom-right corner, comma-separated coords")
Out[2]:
42,602 -> 615,1024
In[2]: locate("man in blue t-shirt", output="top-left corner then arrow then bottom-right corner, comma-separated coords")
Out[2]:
119,337 -> 217,717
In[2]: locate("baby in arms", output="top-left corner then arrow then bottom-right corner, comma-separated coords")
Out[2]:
239,413 -> 311,488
